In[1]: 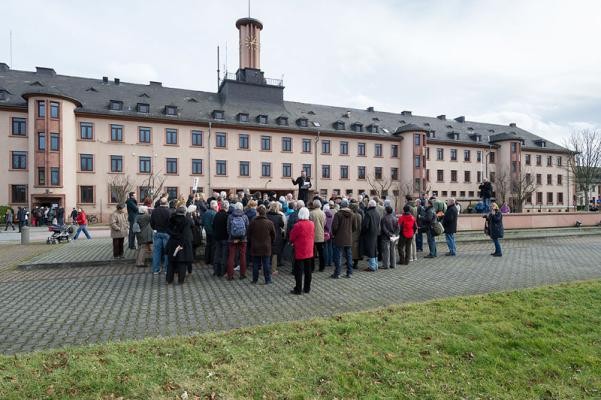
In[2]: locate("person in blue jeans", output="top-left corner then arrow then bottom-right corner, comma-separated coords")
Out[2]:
442,198 -> 458,256
333,245 -> 353,277
486,202 -> 504,257
247,205 -> 276,284
150,197 -> 172,274
424,199 -> 438,258
331,199 -> 359,278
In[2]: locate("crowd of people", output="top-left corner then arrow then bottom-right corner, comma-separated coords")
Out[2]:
116,186 -> 505,291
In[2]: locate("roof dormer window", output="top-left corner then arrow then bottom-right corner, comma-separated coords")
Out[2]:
276,116 -> 289,126
165,105 -> 177,116
237,113 -> 249,122
351,122 -> 363,132
137,103 -> 149,113
367,124 -> 379,133
212,109 -> 224,120
256,114 -> 268,124
297,118 -> 308,127
333,121 -> 345,130
109,100 -> 123,111
535,140 -> 547,148
448,132 -> 460,140
312,121 -> 321,127
471,134 -> 482,142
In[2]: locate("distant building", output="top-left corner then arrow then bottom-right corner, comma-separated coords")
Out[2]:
0,16 -> 572,219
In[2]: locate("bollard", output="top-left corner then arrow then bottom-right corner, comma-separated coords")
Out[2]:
21,226 -> 30,245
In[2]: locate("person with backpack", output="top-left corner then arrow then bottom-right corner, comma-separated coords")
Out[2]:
424,199 -> 438,258
226,202 -> 249,280
442,198 -> 458,256
397,205 -> 418,265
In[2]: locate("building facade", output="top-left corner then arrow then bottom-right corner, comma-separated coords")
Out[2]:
0,17 -> 572,220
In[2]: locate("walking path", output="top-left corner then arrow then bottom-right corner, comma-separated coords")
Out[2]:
1,235 -> 600,354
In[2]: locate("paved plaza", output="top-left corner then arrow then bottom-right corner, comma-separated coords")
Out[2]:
0,235 -> 600,354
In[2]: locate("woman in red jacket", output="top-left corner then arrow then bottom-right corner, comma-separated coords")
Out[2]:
397,205 -> 417,265
73,208 -> 92,240
288,207 -> 315,295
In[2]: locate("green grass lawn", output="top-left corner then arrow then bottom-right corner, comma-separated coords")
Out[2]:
1,280 -> 601,400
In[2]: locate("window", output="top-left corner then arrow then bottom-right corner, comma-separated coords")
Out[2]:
110,155 -> 123,172
239,161 -> 250,177
276,116 -> 288,126
238,113 -> 249,122
166,187 -> 178,200
391,145 -> 398,158
109,100 -> 123,111
536,192 -> 543,204
451,170 -> 458,182
50,167 -> 60,186
547,156 -> 552,166
80,154 -> 94,171
464,150 -> 471,162
282,163 -> 292,178
358,143 -> 366,156
436,148 -> 444,160
547,192 -> 554,205
137,103 -> 150,113
212,110 -> 224,120
239,134 -> 250,150
375,167 -> 382,180
511,142 -> 517,153
340,165 -> 349,179
282,137 -> 292,152
261,162 -> 272,177
536,174 -> 542,185
110,125 -> 123,142
426,169 -> 430,182
37,132 -> 46,151
50,101 -> 60,118
525,154 -> 531,165
321,140 -> 331,154
80,186 -> 94,203
46,134 -> 59,152
165,129 -> 178,145
450,149 -> 457,161
558,192 -> 564,204
557,157 -> 562,167
139,156 -> 151,173
375,144 -> 383,157
437,170 -> 444,182
261,136 -> 271,151
10,185 -> 27,203
216,160 -> 227,176
138,186 -> 151,202
536,155 -> 542,166
358,166 -> 366,180
477,171 -> 482,182
477,151 -> 482,162
191,130 -> 203,146
302,164 -> 312,178
547,174 -> 552,185
469,191 -> 475,197
414,134 -> 421,146
165,106 -> 177,116
215,132 -> 227,148
139,127 -> 151,143
297,118 -> 308,127
526,173 -> 532,184
38,167 -> 45,185
412,155 -> 420,168
37,100 -> 45,117
511,161 -> 518,173
557,174 -> 563,185
302,139 -> 312,153
11,151 -> 27,169
192,159 -> 203,175
464,171 -> 471,183
322,164 -> 330,179
391,168 -> 398,180
12,118 -> 27,136
489,152 -> 495,163
80,122 -> 93,140
425,147 -> 430,160
166,158 -> 178,174
257,115 -> 268,124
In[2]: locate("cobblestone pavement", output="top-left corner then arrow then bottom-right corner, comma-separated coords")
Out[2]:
1,236 -> 600,354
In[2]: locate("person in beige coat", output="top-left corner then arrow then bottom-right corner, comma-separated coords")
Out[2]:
110,204 -> 129,258
309,199 -> 326,271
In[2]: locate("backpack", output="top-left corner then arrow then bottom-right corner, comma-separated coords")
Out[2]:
432,221 -> 444,236
230,215 -> 247,239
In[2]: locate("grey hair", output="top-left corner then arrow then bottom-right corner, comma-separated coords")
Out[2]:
234,202 -> 243,210
448,198 -> 456,205
210,200 -> 218,209
298,207 -> 310,220
222,200 -> 230,211
297,200 -> 305,209
368,199 -> 377,207
313,199 -> 322,208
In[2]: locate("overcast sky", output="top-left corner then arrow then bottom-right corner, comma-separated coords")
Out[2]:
3,0 -> 600,145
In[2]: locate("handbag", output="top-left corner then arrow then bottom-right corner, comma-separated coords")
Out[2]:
432,221 -> 444,236
132,222 -> 141,233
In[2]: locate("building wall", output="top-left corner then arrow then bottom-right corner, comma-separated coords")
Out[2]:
1,109 -> 29,205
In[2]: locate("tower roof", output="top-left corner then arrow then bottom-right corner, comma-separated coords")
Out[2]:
236,17 -> 263,30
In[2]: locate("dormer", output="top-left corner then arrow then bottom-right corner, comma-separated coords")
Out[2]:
164,105 -> 177,116
447,131 -> 460,140
426,131 -> 436,138
276,116 -> 289,126
367,124 -> 379,133
256,114 -> 268,124
333,120 -> 345,130
454,116 -> 465,123
212,109 -> 225,120
139,93 -> 150,98
109,100 -> 123,111
534,139 -> 547,148
136,103 -> 150,113
401,110 -> 412,116
237,112 -> 249,122
296,117 -> 308,127
470,133 -> 482,142
437,115 -> 446,120
351,122 -> 363,132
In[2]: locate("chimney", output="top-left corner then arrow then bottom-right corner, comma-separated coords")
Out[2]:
346,111 -> 351,118
0,63 -> 9,72
149,81 -> 162,87
102,76 -> 108,84
454,116 -> 465,123
401,110 -> 412,116
509,122 -> 517,127
437,114 -> 446,120
366,106 -> 374,112
114,78 -> 120,85
35,66 -> 56,76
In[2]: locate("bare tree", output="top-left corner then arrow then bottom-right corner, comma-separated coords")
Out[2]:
509,168 -> 538,213
390,180 -> 414,211
564,129 -> 601,207
493,168 -> 510,204
366,174 -> 393,199
108,174 -> 135,205
139,171 -> 166,205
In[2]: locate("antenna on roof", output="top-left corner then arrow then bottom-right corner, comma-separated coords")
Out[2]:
217,46 -> 220,90
225,41 -> 228,75
9,30 -> 13,68
248,0 -> 251,18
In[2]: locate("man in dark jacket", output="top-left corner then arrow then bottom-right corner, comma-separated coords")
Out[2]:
291,170 -> 311,204
150,197 -> 172,274
415,199 -> 425,252
487,202 -> 504,257
442,198 -> 458,256
202,200 -> 218,265
479,179 -> 493,212
331,199 -> 357,278
226,202 -> 250,280
212,201 -> 230,277
125,192 -> 138,249
361,200 -> 381,271
424,199 -> 438,258
247,205 -> 276,284
380,206 -> 399,269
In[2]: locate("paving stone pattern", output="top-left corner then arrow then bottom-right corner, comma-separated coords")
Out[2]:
1,236 -> 601,354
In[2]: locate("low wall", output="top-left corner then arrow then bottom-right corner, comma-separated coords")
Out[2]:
457,212 -> 601,231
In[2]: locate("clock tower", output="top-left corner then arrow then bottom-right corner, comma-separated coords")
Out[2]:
236,17 -> 263,70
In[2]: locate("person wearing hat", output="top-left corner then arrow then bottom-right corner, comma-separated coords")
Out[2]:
486,202 -> 504,257
165,205 -> 194,284
424,198 -> 438,258
361,199 -> 381,272
110,204 -> 129,259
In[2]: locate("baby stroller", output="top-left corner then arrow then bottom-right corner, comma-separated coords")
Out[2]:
46,224 -> 75,244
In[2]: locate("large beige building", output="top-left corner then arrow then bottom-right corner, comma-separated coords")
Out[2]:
1,17 -> 572,220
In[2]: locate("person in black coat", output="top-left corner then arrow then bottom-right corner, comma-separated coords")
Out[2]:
125,192 -> 138,249
486,202 -> 504,257
266,203 -> 285,271
442,199 -> 458,256
212,201 -> 230,277
166,206 -> 194,284
291,170 -> 311,204
479,179 -> 493,212
361,200 -> 381,271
